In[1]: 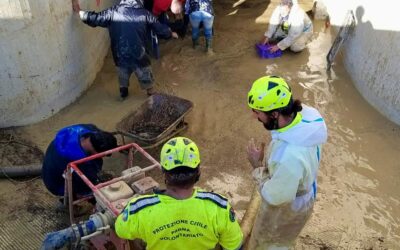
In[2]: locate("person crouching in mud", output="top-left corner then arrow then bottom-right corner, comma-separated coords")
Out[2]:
259,0 -> 313,54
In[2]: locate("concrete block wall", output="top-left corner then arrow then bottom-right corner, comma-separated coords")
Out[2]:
315,0 -> 400,125
0,0 -> 117,128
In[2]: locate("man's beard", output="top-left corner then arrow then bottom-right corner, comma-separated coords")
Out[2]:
259,117 -> 278,131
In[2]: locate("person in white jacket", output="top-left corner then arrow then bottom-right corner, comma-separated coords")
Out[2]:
246,75 -> 327,249
260,0 -> 313,53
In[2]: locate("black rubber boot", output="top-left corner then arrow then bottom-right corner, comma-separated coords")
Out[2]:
206,38 -> 213,53
120,87 -> 128,99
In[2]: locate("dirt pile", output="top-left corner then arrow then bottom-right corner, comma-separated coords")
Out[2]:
124,94 -> 192,139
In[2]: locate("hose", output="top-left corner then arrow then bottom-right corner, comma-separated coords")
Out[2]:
240,185 -> 261,249
41,212 -> 114,250
0,164 -> 42,178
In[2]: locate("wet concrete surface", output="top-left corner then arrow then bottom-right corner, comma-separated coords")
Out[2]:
0,0 -> 399,248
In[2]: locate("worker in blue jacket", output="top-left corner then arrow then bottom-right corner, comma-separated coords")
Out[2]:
41,124 -> 117,198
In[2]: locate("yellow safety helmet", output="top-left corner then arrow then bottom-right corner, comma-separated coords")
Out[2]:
160,137 -> 200,171
248,76 -> 292,112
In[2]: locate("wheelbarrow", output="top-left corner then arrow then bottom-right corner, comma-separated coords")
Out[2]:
115,93 -> 193,149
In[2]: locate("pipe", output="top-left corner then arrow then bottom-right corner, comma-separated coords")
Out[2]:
0,164 -> 42,178
41,212 -> 114,250
41,227 -> 76,250
240,185 -> 261,249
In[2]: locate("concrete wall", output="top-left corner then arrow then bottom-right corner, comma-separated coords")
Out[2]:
315,0 -> 400,125
0,0 -> 117,128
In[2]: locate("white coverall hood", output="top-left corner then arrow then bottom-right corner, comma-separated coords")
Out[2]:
271,105 -> 328,147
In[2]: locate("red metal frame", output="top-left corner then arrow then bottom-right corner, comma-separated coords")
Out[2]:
64,143 -> 161,224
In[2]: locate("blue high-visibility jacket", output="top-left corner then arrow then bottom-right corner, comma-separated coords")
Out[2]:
41,124 -> 103,196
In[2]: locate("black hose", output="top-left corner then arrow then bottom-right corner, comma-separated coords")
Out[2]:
0,164 -> 42,178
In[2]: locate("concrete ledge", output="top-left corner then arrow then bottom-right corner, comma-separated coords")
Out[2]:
315,0 -> 400,125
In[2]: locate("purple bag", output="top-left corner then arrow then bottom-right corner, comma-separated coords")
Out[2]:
255,44 -> 282,59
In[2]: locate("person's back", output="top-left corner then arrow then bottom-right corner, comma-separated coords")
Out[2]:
77,0 -> 174,98
116,188 -> 242,249
82,0 -> 171,68
42,124 -> 117,197
186,0 -> 214,14
115,137 -> 243,250
110,4 -> 152,67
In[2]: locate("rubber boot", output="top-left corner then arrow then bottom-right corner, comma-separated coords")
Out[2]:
205,38 -> 214,54
120,87 -> 128,99
192,38 -> 199,49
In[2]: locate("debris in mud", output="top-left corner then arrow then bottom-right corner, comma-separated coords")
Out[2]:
298,234 -> 392,249
298,235 -> 334,250
0,180 -> 69,249
117,94 -> 192,140
0,130 -> 43,167
360,236 -> 389,250
130,104 -> 181,138
25,182 -> 70,230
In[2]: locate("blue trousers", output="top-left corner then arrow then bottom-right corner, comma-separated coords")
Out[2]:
189,11 -> 214,40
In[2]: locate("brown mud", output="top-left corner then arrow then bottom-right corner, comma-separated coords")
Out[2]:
0,0 -> 399,249
0,130 -> 43,167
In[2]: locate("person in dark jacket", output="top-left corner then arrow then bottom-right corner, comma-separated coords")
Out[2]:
73,0 -> 178,99
151,0 -> 189,38
42,124 -> 117,198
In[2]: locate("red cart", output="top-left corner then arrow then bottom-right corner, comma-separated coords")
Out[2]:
63,143 -> 160,249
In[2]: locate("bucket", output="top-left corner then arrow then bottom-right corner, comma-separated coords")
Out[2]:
255,44 -> 282,59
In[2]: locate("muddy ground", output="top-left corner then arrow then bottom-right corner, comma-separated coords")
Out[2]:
0,130 -> 43,166
1,0 -> 399,249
